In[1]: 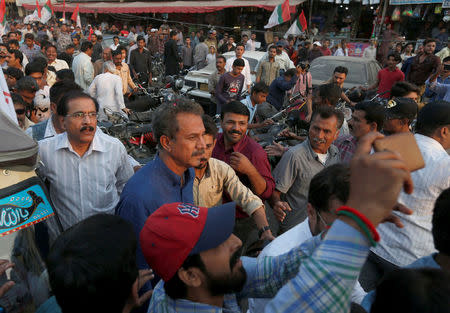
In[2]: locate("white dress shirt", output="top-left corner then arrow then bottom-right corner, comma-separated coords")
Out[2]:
88,72 -> 125,121
37,130 -> 134,239
373,134 -> 450,266
48,59 -> 69,72
72,52 -> 94,91
110,43 -> 120,51
248,219 -> 366,312
225,56 -> 251,90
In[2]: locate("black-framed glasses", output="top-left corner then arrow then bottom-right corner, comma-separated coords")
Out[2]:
33,107 -> 49,113
15,109 -> 25,115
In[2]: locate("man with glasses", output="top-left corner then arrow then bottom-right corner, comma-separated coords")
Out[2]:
37,90 -> 134,240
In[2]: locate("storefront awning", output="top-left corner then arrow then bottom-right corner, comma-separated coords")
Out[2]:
19,0 -> 305,14
389,0 -> 442,4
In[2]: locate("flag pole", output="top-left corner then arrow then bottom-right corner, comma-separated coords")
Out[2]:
308,0 -> 313,31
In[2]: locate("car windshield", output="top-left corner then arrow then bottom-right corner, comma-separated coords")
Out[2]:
310,59 -> 367,85
224,55 -> 259,72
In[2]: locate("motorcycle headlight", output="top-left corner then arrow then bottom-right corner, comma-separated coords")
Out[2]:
175,78 -> 184,90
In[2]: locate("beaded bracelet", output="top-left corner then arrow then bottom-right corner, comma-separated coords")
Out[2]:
336,206 -> 380,242
336,210 -> 378,247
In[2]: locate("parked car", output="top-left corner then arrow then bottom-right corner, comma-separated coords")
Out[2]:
181,51 -> 266,106
101,35 -> 129,50
309,56 -> 382,89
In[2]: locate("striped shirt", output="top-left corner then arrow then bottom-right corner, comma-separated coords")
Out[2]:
37,130 -> 134,239
148,220 -> 370,313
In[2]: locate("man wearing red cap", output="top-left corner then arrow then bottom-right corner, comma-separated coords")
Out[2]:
140,132 -> 414,313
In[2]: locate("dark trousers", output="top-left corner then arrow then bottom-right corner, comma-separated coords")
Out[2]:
359,251 -> 399,292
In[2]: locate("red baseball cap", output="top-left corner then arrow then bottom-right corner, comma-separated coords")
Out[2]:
140,202 -> 236,282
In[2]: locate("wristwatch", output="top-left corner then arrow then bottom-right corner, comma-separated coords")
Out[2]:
258,225 -> 271,238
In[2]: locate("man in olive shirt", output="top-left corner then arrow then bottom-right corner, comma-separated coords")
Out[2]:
256,45 -> 281,86
208,55 -> 226,115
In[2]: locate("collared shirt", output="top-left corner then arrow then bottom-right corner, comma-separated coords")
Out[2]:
407,53 -> 441,86
249,219 -> 366,312
48,59 -> 69,73
334,134 -> 357,164
425,77 -> 450,102
373,134 -> 450,266
148,219 -> 370,313
213,133 -> 275,202
256,59 -> 281,86
37,130 -> 134,239
208,70 -> 225,104
272,139 -> 340,223
88,72 -> 125,121
20,43 -> 41,62
193,158 -> 263,216
72,52 -> 94,91
56,32 -> 72,53
181,45 -> 194,67
130,48 -> 152,75
116,154 -> 196,270
116,63 -> 137,94
225,56 -> 252,89
241,96 -> 257,124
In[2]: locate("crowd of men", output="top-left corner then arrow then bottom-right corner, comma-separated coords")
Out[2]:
0,19 -> 449,313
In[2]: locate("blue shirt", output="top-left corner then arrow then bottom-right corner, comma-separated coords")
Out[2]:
116,154 -> 195,271
361,253 -> 440,312
241,96 -> 257,124
425,76 -> 450,102
267,75 -> 297,110
148,220 -> 370,313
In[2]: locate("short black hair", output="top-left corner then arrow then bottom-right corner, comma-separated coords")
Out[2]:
136,35 -> 145,42
57,90 -> 99,116
152,98 -> 204,149
311,105 -> 344,129
333,66 -> 348,75
216,55 -> 226,63
164,254 -> 205,299
7,39 -> 19,47
80,41 -> 93,52
112,49 -> 122,58
235,42 -> 245,49
443,56 -> 450,63
251,82 -> 269,95
11,92 -> 27,106
432,188 -> 450,256
202,114 -> 218,138
65,44 -> 75,50
317,83 -> 342,106
423,38 -> 436,46
387,52 -> 402,63
4,67 -> 24,81
232,58 -> 245,67
354,101 -> 385,131
56,69 -> 75,82
47,214 -> 138,313
170,30 -> 178,38
50,80 -> 82,107
113,35 -> 119,40
24,33 -> 34,41
25,61 -> 45,76
8,49 -> 23,64
284,68 -> 297,78
16,76 -> 39,93
416,101 -> 450,136
371,268 -> 450,313
390,81 -> 420,98
221,100 -> 250,121
308,164 -> 350,213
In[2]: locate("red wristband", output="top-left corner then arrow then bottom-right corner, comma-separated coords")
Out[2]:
336,205 -> 380,242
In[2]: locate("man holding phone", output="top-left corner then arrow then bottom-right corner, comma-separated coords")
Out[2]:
425,57 -> 450,102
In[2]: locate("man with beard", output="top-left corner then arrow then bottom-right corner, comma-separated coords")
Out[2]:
194,115 -> 274,241
142,131 -> 415,312
116,99 -> 207,275
208,55 -> 226,115
270,106 -> 343,234
407,38 -> 441,97
37,91 -> 134,240
212,101 -> 275,248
